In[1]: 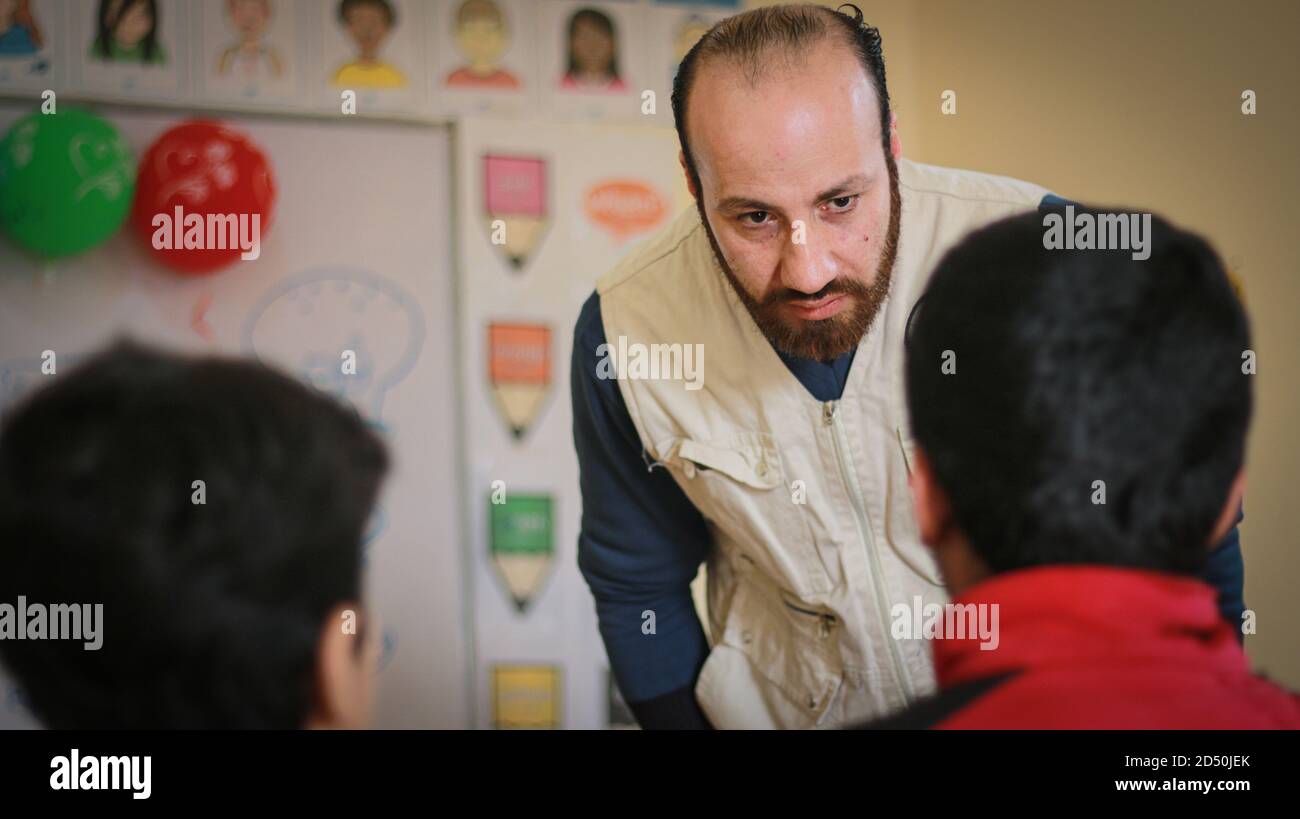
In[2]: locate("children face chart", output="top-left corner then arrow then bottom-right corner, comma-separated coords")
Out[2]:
0,0 -> 730,126
72,0 -> 188,97
198,0 -> 303,105
430,0 -> 534,117
538,0 -> 647,124
319,0 -> 423,114
0,0 -> 62,91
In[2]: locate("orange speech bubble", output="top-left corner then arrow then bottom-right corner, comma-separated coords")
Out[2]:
584,180 -> 667,240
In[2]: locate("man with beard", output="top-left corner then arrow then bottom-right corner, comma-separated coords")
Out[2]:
571,3 -> 1245,729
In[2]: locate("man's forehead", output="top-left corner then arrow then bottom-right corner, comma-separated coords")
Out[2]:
687,48 -> 883,195
686,43 -> 883,161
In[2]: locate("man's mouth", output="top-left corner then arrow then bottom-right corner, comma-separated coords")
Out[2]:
784,293 -> 847,321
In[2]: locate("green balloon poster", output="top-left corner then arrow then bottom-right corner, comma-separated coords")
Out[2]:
0,109 -> 136,259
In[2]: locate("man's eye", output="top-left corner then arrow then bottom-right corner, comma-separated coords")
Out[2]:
826,195 -> 858,212
741,211 -> 771,226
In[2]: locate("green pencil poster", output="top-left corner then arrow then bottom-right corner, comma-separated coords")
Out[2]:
489,493 -> 554,612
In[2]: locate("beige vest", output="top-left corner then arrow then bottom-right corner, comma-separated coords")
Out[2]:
597,159 -> 1049,728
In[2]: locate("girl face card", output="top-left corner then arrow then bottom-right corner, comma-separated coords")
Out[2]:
319,0 -> 424,114
539,1 -> 648,123
197,0 -> 303,105
431,0 -> 535,117
73,0 -> 187,97
0,0 -> 62,90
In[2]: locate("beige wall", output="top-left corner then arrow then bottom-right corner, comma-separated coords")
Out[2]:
748,0 -> 1300,686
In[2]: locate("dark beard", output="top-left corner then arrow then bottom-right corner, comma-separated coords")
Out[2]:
696,152 -> 901,363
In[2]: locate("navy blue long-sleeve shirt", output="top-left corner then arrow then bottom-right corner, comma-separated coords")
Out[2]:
573,290 -> 1248,730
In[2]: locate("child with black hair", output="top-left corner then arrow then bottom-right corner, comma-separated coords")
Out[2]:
859,208 -> 1300,729
0,342 -> 388,728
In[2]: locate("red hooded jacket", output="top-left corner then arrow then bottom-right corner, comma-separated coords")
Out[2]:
865,565 -> 1300,729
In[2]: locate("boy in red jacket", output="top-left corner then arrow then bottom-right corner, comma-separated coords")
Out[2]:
863,206 -> 1300,729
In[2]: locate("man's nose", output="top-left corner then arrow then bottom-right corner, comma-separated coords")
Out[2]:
779,223 -> 837,296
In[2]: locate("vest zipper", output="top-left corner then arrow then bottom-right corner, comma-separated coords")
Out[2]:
823,399 -> 917,705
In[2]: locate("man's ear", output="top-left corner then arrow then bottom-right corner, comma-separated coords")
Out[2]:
889,112 -> 902,160
1208,469 -> 1246,546
308,602 -> 375,730
679,150 -> 698,200
909,446 -> 951,547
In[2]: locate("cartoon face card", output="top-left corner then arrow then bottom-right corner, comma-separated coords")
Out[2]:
539,0 -> 648,122
0,0 -> 63,90
72,0 -> 187,97
197,0 -> 304,105
430,0 -> 535,117
319,0 -> 424,114
644,3 -> 730,126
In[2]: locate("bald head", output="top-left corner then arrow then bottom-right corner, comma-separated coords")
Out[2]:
671,3 -> 892,187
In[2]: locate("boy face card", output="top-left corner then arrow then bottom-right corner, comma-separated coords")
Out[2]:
198,0 -> 303,105
320,0 -> 425,113
431,0 -> 535,117
73,0 -> 187,97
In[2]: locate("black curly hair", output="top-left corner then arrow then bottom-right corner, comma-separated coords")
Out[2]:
0,342 -> 389,728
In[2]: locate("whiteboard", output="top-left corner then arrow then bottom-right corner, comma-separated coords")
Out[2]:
0,102 -> 465,729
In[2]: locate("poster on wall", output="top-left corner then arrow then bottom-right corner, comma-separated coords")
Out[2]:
491,664 -> 560,729
0,0 -> 64,92
196,0 -> 306,106
317,0 -> 425,115
430,0 -> 535,117
538,0 -> 647,123
482,153 -> 549,272
488,492 -> 555,612
459,117 -> 688,729
581,177 -> 670,248
70,0 -> 188,98
487,321 -> 551,441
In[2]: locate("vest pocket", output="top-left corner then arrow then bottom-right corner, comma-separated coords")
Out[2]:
674,437 -> 780,488
661,432 -> 830,596
696,575 -> 843,729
